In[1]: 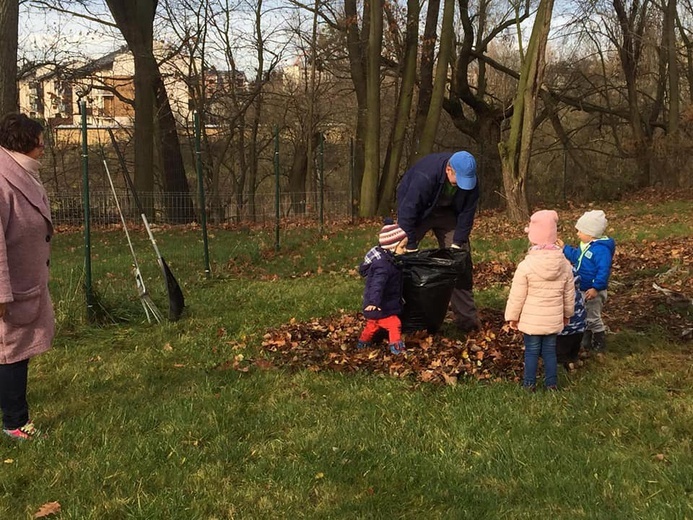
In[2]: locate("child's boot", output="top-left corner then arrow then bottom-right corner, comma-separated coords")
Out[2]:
356,340 -> 372,350
580,330 -> 593,350
389,341 -> 406,355
592,331 -> 607,353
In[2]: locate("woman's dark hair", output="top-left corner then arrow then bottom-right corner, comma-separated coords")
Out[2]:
0,113 -> 44,154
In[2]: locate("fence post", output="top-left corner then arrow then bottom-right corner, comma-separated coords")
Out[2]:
80,101 -> 96,320
349,137 -> 355,223
274,125 -> 280,251
194,111 -> 211,278
318,132 -> 324,234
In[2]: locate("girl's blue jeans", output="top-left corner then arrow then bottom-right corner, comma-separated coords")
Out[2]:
523,334 -> 558,388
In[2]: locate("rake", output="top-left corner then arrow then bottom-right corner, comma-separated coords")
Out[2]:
107,128 -> 185,321
103,158 -> 163,323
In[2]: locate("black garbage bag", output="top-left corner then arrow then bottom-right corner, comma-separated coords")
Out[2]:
398,248 -> 473,333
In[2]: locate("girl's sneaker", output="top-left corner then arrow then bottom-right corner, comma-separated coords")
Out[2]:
389,341 -> 406,355
356,340 -> 371,349
3,422 -> 40,440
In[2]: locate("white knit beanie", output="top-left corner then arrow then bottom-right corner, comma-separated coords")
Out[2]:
576,210 -> 608,238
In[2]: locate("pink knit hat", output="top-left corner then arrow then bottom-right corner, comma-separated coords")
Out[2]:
379,218 -> 407,251
525,210 -> 558,246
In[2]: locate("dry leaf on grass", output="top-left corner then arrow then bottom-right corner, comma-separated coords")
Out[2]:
34,501 -> 61,518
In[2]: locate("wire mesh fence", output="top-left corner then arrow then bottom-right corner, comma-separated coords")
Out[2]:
49,189 -> 355,227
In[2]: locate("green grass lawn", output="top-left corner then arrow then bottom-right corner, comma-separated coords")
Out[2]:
1,198 -> 691,519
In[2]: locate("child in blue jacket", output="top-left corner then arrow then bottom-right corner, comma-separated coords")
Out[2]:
357,219 -> 408,355
558,210 -> 615,353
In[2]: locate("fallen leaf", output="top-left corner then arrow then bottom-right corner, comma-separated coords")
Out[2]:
34,501 -> 61,518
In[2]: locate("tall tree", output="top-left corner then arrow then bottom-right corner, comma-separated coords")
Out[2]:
445,0 -> 532,209
498,0 -> 555,221
344,0 -> 369,213
376,0 -> 419,214
359,0 -> 382,216
105,0 -> 193,222
0,0 -> 19,114
104,0 -> 157,207
410,0 -> 440,158
663,0 -> 679,133
415,0 -> 455,157
609,0 -> 653,187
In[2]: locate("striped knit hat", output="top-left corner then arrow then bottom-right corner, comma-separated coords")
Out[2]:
379,218 -> 407,251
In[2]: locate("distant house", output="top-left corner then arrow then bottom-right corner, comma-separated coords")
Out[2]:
18,66 -> 74,126
18,44 -> 247,132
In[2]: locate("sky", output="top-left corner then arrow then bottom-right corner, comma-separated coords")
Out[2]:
18,0 -> 302,74
17,0 -> 592,75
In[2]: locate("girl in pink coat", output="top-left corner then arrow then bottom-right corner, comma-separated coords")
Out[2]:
0,113 -> 55,439
505,210 -> 574,391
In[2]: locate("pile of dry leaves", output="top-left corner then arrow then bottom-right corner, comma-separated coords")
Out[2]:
258,309 -> 525,385
236,204 -> 693,385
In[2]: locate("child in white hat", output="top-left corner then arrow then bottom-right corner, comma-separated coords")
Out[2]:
558,210 -> 616,354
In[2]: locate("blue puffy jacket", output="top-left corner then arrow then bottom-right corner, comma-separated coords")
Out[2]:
396,152 -> 479,250
359,246 -> 403,320
563,237 -> 616,291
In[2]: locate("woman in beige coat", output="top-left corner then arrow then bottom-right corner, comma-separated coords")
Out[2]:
0,113 -> 54,439
505,210 -> 574,391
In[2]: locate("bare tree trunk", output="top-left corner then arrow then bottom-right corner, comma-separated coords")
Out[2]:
476,117 -> 503,209
106,0 -> 193,221
612,0 -> 653,188
288,140 -> 308,215
0,0 -> 19,114
154,75 -> 194,223
410,0 -> 439,159
444,0 -> 530,210
105,0 -> 157,216
665,0 -> 679,133
304,0 -> 320,216
376,0 -> 419,215
415,0 -> 455,157
344,0 -> 368,213
359,0 -> 382,216
677,10 -> 693,102
246,0 -> 266,221
498,0 -> 554,221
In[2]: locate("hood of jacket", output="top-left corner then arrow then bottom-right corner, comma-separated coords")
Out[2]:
523,248 -> 569,281
588,236 -> 616,256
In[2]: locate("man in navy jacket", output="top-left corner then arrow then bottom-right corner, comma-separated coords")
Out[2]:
396,151 -> 480,331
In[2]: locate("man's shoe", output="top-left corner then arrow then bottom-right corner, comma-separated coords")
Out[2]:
456,319 -> 480,333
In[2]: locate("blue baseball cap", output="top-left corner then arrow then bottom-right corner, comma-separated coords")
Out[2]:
448,151 -> 477,190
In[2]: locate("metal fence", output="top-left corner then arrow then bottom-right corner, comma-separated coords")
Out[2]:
49,189 -> 354,227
